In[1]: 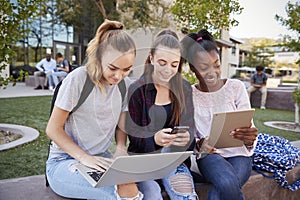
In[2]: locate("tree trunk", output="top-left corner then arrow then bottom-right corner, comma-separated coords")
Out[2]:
296,63 -> 300,129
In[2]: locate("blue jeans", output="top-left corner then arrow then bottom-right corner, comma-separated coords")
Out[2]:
162,164 -> 198,200
51,71 -> 68,86
46,153 -> 162,200
195,154 -> 252,200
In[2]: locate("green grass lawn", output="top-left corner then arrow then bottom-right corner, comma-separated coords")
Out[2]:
0,96 -> 300,180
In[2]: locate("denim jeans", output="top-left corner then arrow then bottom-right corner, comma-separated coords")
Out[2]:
162,164 -> 198,200
51,71 -> 68,86
195,154 -> 252,200
46,153 -> 161,200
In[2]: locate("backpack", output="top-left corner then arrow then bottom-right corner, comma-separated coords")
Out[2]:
45,73 -> 126,186
62,59 -> 73,73
67,60 -> 73,73
252,132 -> 300,191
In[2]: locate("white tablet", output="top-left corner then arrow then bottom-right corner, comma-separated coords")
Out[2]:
208,109 -> 255,148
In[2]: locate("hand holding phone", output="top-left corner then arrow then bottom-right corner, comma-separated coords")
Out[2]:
170,126 -> 189,134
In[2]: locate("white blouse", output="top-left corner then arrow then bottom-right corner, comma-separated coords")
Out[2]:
192,79 -> 257,157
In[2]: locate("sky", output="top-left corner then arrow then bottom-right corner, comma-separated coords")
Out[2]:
229,0 -> 297,39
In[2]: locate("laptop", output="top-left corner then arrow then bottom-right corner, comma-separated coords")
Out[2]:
73,151 -> 193,187
208,109 -> 255,148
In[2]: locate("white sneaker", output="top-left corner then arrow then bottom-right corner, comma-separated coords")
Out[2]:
260,105 -> 266,110
49,86 -> 53,91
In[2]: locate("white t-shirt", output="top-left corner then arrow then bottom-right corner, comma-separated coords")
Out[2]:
193,79 -> 257,158
50,66 -> 132,155
36,58 -> 56,72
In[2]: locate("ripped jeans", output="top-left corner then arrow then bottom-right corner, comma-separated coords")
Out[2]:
161,164 -> 198,200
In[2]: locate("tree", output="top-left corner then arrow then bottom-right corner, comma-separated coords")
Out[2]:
170,0 -> 243,35
275,1 -> 300,52
0,0 -> 42,88
276,1 -> 300,128
119,0 -> 170,30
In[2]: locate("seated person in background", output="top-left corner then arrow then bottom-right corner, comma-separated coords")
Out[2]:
49,52 -> 71,89
34,53 -> 56,90
180,29 -> 258,200
247,66 -> 268,109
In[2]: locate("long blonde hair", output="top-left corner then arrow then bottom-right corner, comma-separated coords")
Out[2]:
85,19 -> 136,92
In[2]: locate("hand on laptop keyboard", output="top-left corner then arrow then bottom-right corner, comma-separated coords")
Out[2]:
79,154 -> 113,172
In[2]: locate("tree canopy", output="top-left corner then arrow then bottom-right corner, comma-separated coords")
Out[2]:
276,1 -> 300,52
0,0 -> 42,88
170,0 -> 243,35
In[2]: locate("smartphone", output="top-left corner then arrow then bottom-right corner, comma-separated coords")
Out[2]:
170,126 -> 189,134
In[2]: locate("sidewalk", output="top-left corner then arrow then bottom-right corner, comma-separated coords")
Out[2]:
0,82 -> 53,98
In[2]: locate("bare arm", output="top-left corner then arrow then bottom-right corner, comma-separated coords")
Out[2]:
114,112 -> 128,157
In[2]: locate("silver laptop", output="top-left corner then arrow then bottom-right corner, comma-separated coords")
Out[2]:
74,151 -> 193,187
209,109 -> 255,148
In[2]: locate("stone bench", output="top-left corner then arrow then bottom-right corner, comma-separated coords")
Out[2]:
25,75 -> 64,88
0,165 -> 300,200
1,165 -> 299,200
250,88 -> 296,111
195,164 -> 300,200
1,141 -> 299,200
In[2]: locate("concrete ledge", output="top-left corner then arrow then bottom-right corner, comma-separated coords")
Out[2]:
25,75 -> 64,88
250,88 -> 296,110
1,141 -> 299,199
1,165 -> 299,200
25,75 -> 46,88
0,175 -> 69,200
0,123 -> 39,151
195,165 -> 300,200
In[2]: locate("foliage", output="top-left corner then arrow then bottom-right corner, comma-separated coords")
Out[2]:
292,88 -> 300,106
1,96 -> 299,179
243,50 -> 273,68
275,1 -> 300,52
119,0 -> 170,31
170,0 -> 243,35
182,70 -> 198,85
0,0 -> 41,89
44,0 -> 114,41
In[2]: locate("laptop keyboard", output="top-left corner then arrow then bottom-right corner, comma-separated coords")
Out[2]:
87,171 -> 104,182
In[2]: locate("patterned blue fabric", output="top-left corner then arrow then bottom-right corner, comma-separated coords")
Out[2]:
253,133 -> 300,191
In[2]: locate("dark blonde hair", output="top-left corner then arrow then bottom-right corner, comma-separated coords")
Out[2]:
144,29 -> 185,126
85,19 -> 136,92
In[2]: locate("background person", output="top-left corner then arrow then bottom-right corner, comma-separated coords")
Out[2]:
45,19 -> 150,200
34,53 -> 56,90
247,66 -> 268,109
49,52 -> 71,89
181,29 -> 258,200
126,30 -> 197,200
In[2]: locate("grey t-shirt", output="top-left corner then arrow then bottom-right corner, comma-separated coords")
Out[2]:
50,66 -> 132,155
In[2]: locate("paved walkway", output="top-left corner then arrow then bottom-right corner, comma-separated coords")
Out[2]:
0,82 -> 53,98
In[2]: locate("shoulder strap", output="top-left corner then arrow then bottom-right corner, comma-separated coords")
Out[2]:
72,77 -> 126,113
118,79 -> 126,103
71,75 -> 94,114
